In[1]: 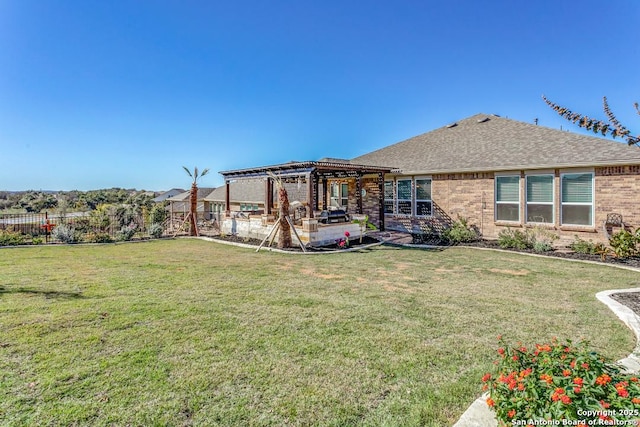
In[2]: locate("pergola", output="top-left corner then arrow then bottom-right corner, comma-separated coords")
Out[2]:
219,160 -> 393,230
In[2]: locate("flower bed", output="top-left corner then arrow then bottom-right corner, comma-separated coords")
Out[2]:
483,336 -> 640,425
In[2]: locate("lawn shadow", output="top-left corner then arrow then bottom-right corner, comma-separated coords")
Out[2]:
0,285 -> 84,299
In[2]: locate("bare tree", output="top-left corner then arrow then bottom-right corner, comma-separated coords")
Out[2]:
182,166 -> 210,236
543,95 -> 639,147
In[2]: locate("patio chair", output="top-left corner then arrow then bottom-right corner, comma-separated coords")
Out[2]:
603,213 -> 625,240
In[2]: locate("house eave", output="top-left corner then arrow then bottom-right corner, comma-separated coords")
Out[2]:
389,159 -> 640,176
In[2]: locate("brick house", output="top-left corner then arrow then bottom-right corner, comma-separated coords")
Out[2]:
352,113 -> 640,244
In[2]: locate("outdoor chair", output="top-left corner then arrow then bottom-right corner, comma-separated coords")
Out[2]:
603,213 -> 625,240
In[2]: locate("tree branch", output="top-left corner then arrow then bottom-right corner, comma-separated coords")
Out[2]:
542,95 -> 639,147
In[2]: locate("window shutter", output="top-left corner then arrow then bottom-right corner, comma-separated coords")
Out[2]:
496,176 -> 519,202
562,174 -> 592,203
527,176 -> 553,203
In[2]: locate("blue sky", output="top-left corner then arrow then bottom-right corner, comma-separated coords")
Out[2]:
1,0 -> 638,191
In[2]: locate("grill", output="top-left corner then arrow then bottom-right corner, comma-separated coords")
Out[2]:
318,209 -> 350,224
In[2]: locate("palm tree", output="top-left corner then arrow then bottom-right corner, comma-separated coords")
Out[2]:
267,172 -> 292,248
183,166 -> 210,236
277,183 -> 292,249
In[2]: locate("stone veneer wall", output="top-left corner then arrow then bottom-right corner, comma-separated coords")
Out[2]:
323,176 -> 384,230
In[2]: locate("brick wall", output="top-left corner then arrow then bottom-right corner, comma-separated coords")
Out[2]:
380,166 -> 640,246
595,166 -> 640,241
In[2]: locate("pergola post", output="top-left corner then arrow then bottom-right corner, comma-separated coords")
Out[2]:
313,175 -> 319,213
356,173 -> 363,214
225,180 -> 231,217
321,178 -> 328,210
306,172 -> 314,218
265,178 -> 273,215
377,172 -> 385,231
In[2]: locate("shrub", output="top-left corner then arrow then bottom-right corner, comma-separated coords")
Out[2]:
149,223 -> 164,239
83,232 -> 113,243
530,227 -> 558,253
116,225 -> 136,241
148,204 -> 168,226
443,217 -> 480,244
31,236 -> 44,245
532,241 -> 553,252
609,229 -> 639,259
90,204 -> 113,232
497,228 -> 534,250
51,223 -> 78,243
483,336 -> 640,425
68,217 -> 91,233
568,235 -> 606,255
0,229 -> 26,246
113,205 -> 137,229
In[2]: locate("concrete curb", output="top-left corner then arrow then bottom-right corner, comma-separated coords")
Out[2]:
453,286 -> 640,427
596,288 -> 640,373
191,236 -> 384,255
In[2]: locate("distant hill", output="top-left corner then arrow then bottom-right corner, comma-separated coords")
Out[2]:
0,188 -> 161,213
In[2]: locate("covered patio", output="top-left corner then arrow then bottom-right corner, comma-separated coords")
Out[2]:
218,160 -> 393,246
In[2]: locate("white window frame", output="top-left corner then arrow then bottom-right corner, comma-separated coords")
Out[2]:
495,174 -> 521,223
340,183 -> 349,208
560,172 -> 594,226
330,182 -> 349,209
384,180 -> 394,215
525,174 -> 554,224
414,177 -> 433,217
396,179 -> 413,216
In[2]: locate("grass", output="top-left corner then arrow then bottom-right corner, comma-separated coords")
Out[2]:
1,239 -> 639,426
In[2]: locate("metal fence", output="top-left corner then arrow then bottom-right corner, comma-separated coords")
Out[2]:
0,211 -> 153,244
0,211 -> 221,245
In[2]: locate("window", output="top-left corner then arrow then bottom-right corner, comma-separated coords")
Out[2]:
526,175 -> 554,223
330,182 -> 349,208
396,179 -> 412,215
495,176 -> 520,222
384,181 -> 394,214
561,173 -> 593,226
415,178 -> 432,216
340,183 -> 349,207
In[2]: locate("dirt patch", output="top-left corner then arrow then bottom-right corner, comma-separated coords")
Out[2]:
487,268 -> 529,276
299,268 -> 344,280
435,267 -> 464,273
383,283 -> 415,294
394,262 -> 412,271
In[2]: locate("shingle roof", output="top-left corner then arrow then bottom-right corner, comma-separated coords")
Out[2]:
204,180 -> 264,203
166,187 -> 215,202
352,113 -> 640,174
153,188 -> 186,202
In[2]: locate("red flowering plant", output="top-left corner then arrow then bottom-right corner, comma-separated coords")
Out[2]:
482,336 -> 640,425
336,231 -> 350,249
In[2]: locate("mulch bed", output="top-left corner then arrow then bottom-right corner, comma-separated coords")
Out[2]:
462,240 -> 640,269
610,293 -> 640,317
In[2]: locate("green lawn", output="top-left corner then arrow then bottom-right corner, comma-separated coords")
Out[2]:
1,240 -> 638,426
